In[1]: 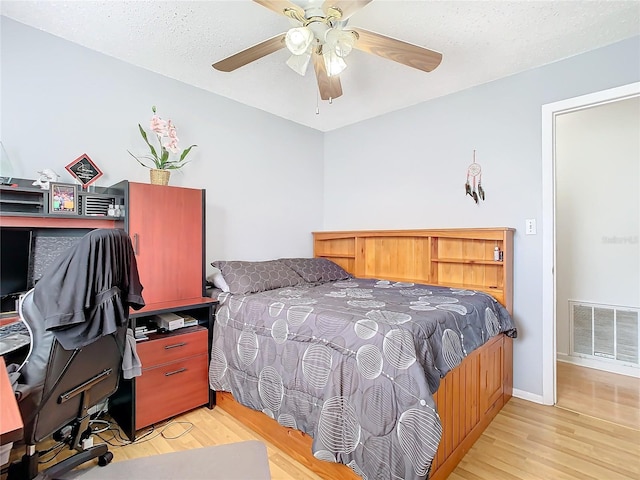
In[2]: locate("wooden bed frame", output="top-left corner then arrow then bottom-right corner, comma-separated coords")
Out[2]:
217,228 -> 515,480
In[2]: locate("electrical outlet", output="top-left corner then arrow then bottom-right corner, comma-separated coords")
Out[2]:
525,219 -> 537,235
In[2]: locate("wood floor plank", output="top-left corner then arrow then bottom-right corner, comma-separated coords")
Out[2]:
556,361 -> 640,430
5,363 -> 638,480
449,397 -> 639,480
492,409 -> 639,459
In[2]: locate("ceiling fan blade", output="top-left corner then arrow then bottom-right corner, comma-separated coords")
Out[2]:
253,0 -> 305,20
312,52 -> 343,100
322,0 -> 372,20
213,33 -> 286,72
351,27 -> 442,72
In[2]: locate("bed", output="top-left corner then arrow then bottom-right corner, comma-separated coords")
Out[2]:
209,228 -> 516,480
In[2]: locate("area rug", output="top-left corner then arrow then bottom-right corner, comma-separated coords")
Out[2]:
61,441 -> 271,479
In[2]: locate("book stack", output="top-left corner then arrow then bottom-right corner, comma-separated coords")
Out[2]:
182,314 -> 198,328
133,313 -> 199,341
134,323 -> 157,342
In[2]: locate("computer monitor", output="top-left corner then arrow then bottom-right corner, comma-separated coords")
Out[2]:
1,228 -> 33,312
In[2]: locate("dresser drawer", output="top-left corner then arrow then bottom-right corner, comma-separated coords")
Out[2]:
137,328 -> 207,368
135,353 -> 208,429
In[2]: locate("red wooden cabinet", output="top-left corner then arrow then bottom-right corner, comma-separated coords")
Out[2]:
107,181 -> 215,441
126,182 -> 205,304
135,327 -> 209,430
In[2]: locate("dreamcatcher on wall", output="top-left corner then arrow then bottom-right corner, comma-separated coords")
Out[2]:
465,150 -> 485,204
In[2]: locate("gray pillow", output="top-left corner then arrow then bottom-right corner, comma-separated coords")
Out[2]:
211,260 -> 304,295
279,257 -> 351,283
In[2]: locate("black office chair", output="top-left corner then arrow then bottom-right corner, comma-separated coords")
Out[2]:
7,228 -> 144,480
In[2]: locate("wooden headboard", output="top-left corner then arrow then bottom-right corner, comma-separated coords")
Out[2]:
313,228 -> 514,314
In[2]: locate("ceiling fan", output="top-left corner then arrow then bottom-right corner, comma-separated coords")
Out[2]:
212,0 -> 443,101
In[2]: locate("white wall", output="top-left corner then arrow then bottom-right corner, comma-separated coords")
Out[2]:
555,98 -> 640,355
3,16 -> 640,399
0,17 -> 325,269
323,36 -> 640,397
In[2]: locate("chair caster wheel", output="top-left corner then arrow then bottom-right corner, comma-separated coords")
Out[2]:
98,452 -> 113,467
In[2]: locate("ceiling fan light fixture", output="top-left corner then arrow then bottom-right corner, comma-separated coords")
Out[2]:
285,26 -> 314,55
286,51 -> 311,76
335,37 -> 354,58
325,28 -> 356,58
213,1 -> 443,102
323,48 -> 347,77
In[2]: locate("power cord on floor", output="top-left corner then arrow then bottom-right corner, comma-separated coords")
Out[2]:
87,419 -> 109,434
91,415 -> 195,447
156,421 -> 194,440
37,442 -> 69,465
32,413 -> 196,467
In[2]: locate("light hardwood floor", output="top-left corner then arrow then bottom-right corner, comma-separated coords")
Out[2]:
7,393 -> 638,480
556,361 -> 640,430
449,397 -> 639,480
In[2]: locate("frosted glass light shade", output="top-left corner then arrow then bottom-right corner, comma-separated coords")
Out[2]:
335,35 -> 355,57
323,48 -> 347,76
285,27 -> 314,55
286,52 -> 311,76
325,29 -> 355,58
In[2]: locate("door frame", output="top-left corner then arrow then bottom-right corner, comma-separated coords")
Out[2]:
541,81 -> 640,405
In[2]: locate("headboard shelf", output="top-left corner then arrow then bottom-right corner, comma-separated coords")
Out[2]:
432,258 -> 503,265
314,252 -> 354,259
313,228 -> 514,314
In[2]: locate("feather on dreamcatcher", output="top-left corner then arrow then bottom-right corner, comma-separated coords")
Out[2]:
465,150 -> 485,204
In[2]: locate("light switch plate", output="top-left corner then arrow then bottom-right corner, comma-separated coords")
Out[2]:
525,219 -> 537,235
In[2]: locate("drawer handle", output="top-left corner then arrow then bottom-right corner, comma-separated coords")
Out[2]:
164,342 -> 187,350
133,233 -> 140,255
165,368 -> 187,377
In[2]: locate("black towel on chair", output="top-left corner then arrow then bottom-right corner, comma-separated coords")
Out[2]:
33,229 -> 145,350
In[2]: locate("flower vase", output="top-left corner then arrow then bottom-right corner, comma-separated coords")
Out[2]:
150,169 -> 170,186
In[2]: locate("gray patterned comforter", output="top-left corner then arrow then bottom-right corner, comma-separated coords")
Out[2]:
209,279 -> 517,480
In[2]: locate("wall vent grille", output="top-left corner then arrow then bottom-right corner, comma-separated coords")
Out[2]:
570,301 -> 639,366
80,196 -> 114,216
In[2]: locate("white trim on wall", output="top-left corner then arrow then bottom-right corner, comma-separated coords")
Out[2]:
541,81 -> 640,406
557,354 -> 640,379
512,388 -> 545,405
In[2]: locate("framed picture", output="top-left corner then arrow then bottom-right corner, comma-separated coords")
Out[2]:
49,183 -> 77,214
65,153 -> 103,189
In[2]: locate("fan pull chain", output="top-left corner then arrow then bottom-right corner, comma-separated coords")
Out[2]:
314,92 -> 335,114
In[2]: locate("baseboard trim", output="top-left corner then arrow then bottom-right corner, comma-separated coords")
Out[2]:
512,388 -> 545,404
557,353 -> 639,378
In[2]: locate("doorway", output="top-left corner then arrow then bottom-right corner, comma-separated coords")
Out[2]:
541,81 -> 640,406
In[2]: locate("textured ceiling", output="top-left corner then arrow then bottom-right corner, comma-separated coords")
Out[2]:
2,1 -> 639,132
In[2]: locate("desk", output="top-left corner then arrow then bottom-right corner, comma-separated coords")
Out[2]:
0,356 -> 23,444
0,319 -> 31,357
